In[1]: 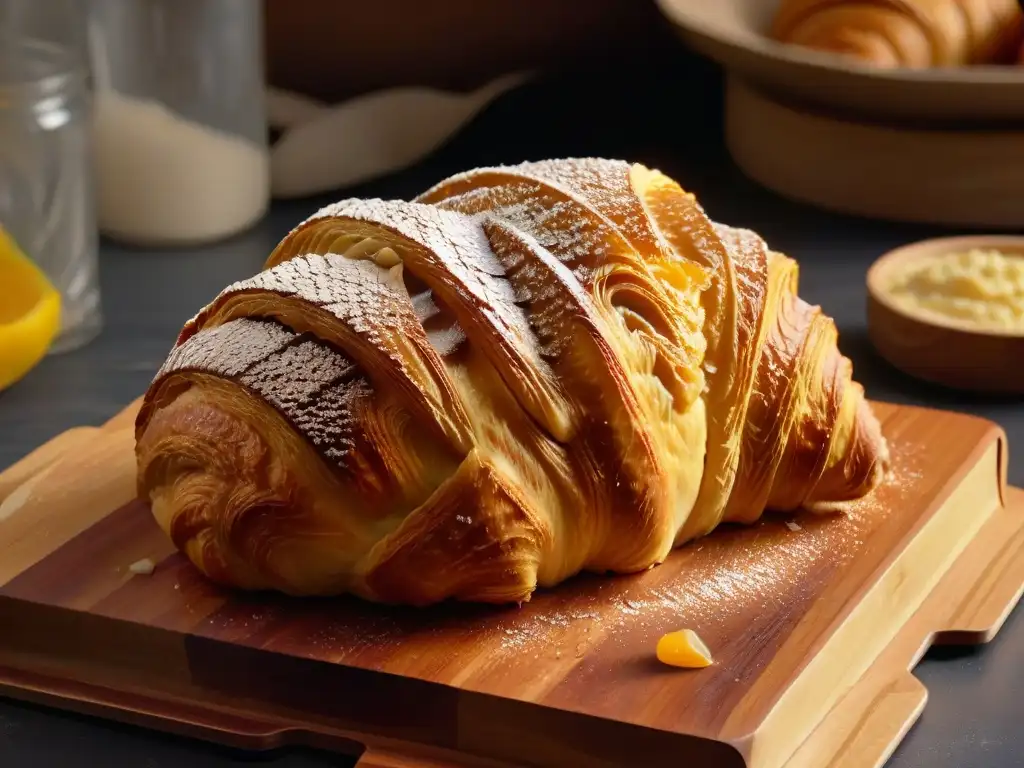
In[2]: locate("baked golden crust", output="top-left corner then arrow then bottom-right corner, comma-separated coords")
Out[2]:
135,158 -> 890,606
771,0 -> 1023,67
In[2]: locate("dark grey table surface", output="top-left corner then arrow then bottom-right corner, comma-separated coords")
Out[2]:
1,49 -> 1021,768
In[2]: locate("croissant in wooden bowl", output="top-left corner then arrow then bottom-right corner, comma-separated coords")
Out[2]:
770,0 -> 1024,68
135,159 -> 889,606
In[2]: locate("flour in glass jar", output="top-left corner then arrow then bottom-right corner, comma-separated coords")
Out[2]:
91,89 -> 270,246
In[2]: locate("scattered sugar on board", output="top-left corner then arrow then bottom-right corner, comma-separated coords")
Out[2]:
489,435 -> 921,656
497,606 -> 601,652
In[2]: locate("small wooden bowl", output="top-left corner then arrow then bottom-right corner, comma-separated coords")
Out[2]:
867,236 -> 1024,394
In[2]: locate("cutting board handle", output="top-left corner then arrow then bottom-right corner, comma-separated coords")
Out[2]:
783,488 -> 1024,768
0,397 -> 142,506
935,489 -> 1024,644
0,427 -> 100,505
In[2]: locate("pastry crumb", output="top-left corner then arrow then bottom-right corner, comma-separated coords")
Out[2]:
129,558 -> 156,575
785,520 -> 802,532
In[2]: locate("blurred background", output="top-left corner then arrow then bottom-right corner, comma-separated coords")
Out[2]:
0,0 -> 688,380
0,0 -> 1022,389
264,0 -> 670,101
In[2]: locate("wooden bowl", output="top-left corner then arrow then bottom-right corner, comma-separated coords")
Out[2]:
867,235 -> 1024,394
653,0 -> 1024,123
723,78 -> 1024,230
653,0 -> 1024,229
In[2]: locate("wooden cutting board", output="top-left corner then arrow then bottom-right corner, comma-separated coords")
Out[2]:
0,399 -> 1022,768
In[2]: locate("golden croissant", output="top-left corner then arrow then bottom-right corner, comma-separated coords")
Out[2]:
771,0 -> 1023,68
135,159 -> 889,606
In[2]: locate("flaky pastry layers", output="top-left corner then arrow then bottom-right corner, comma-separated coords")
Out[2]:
135,159 -> 889,606
771,0 -> 1023,67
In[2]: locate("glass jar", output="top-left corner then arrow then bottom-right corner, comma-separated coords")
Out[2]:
87,0 -> 270,247
0,36 -> 102,353
0,0 -> 91,65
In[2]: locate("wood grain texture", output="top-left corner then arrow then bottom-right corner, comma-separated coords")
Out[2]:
723,78 -> 1024,230
0,400 -> 1020,768
0,397 -> 141,507
785,485 -> 1024,768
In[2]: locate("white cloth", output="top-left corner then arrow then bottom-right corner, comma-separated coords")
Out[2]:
266,72 -> 531,199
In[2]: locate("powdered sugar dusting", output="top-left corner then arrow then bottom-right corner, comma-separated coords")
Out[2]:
295,197 -> 572,436
158,316 -> 294,381
221,253 -> 411,342
481,433 -> 925,657
437,159 -> 663,258
155,317 -> 372,470
496,604 -> 603,652
519,159 -> 650,240
182,253 -> 473,442
483,219 -> 606,361
241,338 -> 370,463
305,199 -> 538,355
430,180 -> 630,289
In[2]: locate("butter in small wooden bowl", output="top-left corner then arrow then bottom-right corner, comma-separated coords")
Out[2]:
867,236 -> 1024,394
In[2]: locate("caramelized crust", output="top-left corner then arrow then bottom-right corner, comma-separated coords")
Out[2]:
136,158 -> 890,606
771,0 -> 1023,67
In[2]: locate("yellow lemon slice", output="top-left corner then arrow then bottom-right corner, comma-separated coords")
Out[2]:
0,227 -> 61,392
